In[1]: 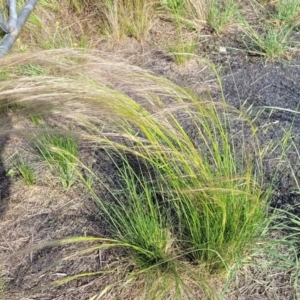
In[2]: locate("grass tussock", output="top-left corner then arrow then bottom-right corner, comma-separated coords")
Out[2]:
13,156 -> 35,186
105,100 -> 267,274
0,49 -> 276,299
101,0 -> 159,41
207,0 -> 239,35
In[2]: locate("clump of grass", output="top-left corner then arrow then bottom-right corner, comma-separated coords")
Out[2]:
75,62 -> 269,297
161,0 -> 207,30
13,157 -> 35,186
207,0 -> 238,35
35,132 -> 78,189
78,88 -> 270,298
169,35 -> 196,64
106,160 -> 175,270
269,0 -> 300,27
101,0 -> 158,41
240,17 -> 294,59
0,49 -> 274,299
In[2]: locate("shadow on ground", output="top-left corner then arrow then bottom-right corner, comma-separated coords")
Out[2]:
0,134 -> 11,217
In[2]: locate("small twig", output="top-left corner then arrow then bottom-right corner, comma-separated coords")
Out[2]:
98,249 -> 107,268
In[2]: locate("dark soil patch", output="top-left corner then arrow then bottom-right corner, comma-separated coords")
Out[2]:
0,136 -> 11,217
220,59 -> 300,209
138,46 -> 300,213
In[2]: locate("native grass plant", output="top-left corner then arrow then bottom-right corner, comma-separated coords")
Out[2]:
239,0 -> 300,59
0,49 -> 273,299
101,0 -> 158,41
34,132 -> 79,189
168,34 -> 196,65
13,156 -> 35,186
268,0 -> 300,28
160,0 -> 207,30
239,17 -> 295,59
78,91 -> 270,297
207,0 -> 238,35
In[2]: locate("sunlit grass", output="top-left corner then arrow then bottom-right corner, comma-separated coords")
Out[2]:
1,1 -> 300,299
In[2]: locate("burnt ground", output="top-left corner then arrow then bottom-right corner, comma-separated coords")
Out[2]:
2,37 -> 300,299
141,49 -> 300,211
220,58 -> 300,211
